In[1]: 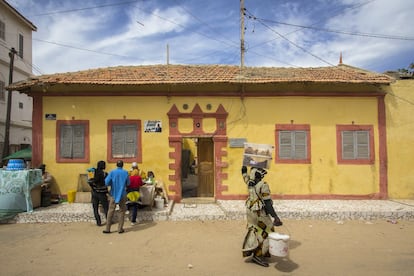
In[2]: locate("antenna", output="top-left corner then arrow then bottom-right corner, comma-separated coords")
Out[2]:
166,44 -> 170,65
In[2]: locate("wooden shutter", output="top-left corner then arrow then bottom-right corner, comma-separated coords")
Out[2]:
112,125 -> 124,158
279,131 -> 292,159
111,124 -> 137,158
342,131 -> 354,159
279,130 -> 307,159
124,125 -> 137,158
60,125 -> 85,159
72,125 -> 85,158
60,125 -> 73,158
356,131 -> 369,159
342,130 -> 369,159
294,131 -> 307,159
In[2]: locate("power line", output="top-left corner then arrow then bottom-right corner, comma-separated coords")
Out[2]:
23,2 -> 242,67
0,43 -> 43,75
243,41 -> 299,67
25,0 -> 241,65
247,15 -> 335,67
170,2 -> 295,67
242,9 -> 388,84
21,58 -> 43,75
127,3 -> 242,65
170,0 -> 240,64
172,0 -> 237,46
243,2 -> 413,69
28,0 -> 143,17
245,0 -> 379,51
243,1 -> 413,68
132,5 -> 237,50
254,18 -> 414,41
33,38 -> 136,59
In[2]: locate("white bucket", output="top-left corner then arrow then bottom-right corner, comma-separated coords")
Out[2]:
269,232 -> 290,257
154,197 -> 164,209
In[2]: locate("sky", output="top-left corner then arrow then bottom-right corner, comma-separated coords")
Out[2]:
7,0 -> 414,75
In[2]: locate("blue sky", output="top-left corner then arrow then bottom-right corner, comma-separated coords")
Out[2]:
8,0 -> 414,74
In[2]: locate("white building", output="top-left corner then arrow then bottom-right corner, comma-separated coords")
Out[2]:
0,0 -> 37,160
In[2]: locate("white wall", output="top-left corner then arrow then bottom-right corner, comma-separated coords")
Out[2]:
0,1 -> 35,157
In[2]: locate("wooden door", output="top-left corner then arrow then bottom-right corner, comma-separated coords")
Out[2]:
197,138 -> 214,197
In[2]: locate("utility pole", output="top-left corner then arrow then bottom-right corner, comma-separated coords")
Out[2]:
240,0 -> 245,69
2,47 -> 17,160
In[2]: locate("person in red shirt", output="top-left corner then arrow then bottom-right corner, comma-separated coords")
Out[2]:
127,168 -> 143,225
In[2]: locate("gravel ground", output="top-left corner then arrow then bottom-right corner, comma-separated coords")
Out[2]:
4,199 -> 414,224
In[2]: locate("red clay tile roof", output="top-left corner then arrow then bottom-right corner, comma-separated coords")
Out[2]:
8,64 -> 392,90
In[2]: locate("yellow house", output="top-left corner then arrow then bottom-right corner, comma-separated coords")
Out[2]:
386,78 -> 414,199
10,63 -> 411,202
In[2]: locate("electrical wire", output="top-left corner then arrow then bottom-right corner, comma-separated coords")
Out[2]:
23,0 -> 242,66
33,38 -> 136,59
27,0 -> 143,17
180,45 -> 235,64
244,40 -> 299,67
132,5 -> 237,50
251,16 -> 336,67
254,18 -> 414,41
243,7 -> 412,83
21,58 -> 43,75
241,16 -> 382,87
10,0 -> 410,74
9,1 -> 243,69
127,3 -> 242,65
244,0 -> 380,61
172,0 -> 238,47
0,43 -> 43,75
170,0 -> 240,64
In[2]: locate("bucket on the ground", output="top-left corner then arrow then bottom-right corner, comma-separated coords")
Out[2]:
67,190 -> 77,203
269,232 -> 290,257
154,197 -> 164,209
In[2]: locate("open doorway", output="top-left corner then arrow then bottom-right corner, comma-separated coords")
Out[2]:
181,137 -> 214,199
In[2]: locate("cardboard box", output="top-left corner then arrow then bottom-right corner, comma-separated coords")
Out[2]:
30,185 -> 42,208
74,192 -> 91,203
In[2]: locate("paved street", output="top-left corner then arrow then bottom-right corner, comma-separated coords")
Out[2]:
7,199 -> 414,223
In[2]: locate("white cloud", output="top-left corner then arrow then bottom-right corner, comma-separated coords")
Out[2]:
8,0 -> 414,74
322,0 -> 414,70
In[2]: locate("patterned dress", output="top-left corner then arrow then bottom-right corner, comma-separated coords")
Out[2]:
242,176 -> 274,257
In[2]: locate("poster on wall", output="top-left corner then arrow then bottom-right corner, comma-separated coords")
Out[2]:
242,142 -> 273,169
144,120 -> 162,132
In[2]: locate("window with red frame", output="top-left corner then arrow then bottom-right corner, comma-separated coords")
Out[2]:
56,120 -> 89,163
336,125 -> 374,164
275,124 -> 311,164
107,120 -> 141,163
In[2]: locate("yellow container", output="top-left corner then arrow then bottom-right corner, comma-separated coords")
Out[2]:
67,190 -> 77,203
87,171 -> 94,179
